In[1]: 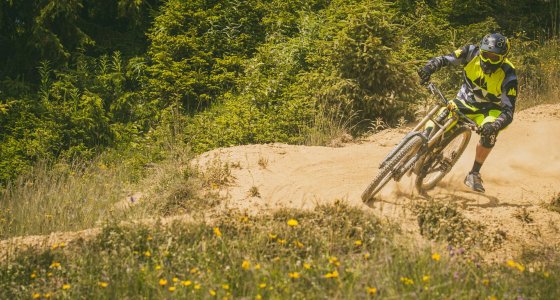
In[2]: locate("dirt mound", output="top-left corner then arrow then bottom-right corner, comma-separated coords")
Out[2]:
197,103 -> 560,260
2,104 -> 560,261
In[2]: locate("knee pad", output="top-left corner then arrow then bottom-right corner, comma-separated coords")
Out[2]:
480,132 -> 497,148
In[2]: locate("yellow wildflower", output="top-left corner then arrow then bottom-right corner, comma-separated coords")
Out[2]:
194,283 -> 201,289
354,240 -> 363,246
268,233 -> 277,239
256,295 -> 262,300
98,282 -> 109,288
144,251 -> 151,257
324,270 -> 339,278
255,263 -> 261,270
209,289 -> 217,296
190,267 -> 199,274
294,241 -> 304,248
44,293 -> 51,299
431,253 -> 441,261
482,279 -> 490,286
277,239 -> 287,245
213,227 -> 222,237
328,256 -> 340,266
222,284 -> 229,290
147,236 -> 153,241
364,253 -> 371,260
422,275 -> 430,282
242,260 -> 250,270
287,219 -> 299,227
50,262 -> 61,269
544,271 -> 550,278
169,287 -> 176,292
289,272 -> 301,279
31,273 -> 37,279
159,279 -> 168,286
366,287 -> 377,295
62,284 -> 71,290
400,277 -> 414,285
488,296 -> 497,300
259,283 -> 267,288
172,277 -> 179,283
303,263 -> 311,270
59,242 -> 65,248
155,265 -> 162,270
181,280 -> 192,286
32,293 -> 41,299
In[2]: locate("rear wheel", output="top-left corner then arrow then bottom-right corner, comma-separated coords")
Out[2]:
415,127 -> 471,193
362,135 -> 423,203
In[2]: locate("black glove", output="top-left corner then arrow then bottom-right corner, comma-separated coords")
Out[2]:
418,65 -> 433,85
481,121 -> 501,136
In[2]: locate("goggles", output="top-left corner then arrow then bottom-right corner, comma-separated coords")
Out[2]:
480,50 -> 504,64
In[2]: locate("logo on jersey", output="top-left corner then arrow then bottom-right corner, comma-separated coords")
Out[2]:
507,87 -> 517,96
454,49 -> 462,58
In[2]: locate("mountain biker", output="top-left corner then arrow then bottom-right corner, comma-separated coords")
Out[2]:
417,33 -> 518,193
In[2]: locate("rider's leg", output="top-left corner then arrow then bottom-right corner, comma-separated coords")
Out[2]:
471,142 -> 493,173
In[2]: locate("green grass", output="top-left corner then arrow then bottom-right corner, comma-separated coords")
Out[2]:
1,201 -> 558,299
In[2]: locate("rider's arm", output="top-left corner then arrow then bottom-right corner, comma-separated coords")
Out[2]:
495,78 -> 518,128
424,45 -> 477,72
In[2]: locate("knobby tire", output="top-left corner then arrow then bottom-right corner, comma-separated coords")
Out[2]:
361,135 -> 423,203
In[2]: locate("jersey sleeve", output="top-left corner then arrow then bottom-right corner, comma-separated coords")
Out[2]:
496,78 -> 518,128
425,45 -> 477,72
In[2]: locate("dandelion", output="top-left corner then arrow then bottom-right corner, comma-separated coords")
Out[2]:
155,265 -> 162,270
256,295 -> 262,300
329,256 -> 340,266
277,239 -> 287,245
222,284 -> 229,290
51,243 -> 58,250
209,289 -> 217,296
482,279 -> 490,286
147,236 -> 153,241
303,263 -> 311,270
194,283 -> 201,290
242,260 -> 250,270
59,242 -> 65,248
144,251 -> 151,257
98,282 -> 109,288
255,263 -> 261,270
50,262 -> 61,269
159,279 -> 168,286
289,272 -> 301,279
169,286 -> 176,292
268,233 -> 278,239
62,284 -> 71,290
431,253 -> 441,261
488,296 -> 497,300
294,241 -> 304,248
364,253 -> 371,260
422,275 -> 430,282
44,293 -> 52,299
183,280 -> 193,287
259,283 -> 267,288
400,277 -> 414,285
354,240 -> 363,246
544,271 -> 550,278
324,271 -> 339,278
287,219 -> 299,227
32,293 -> 41,299
366,287 -> 377,295
506,260 -> 525,272
213,227 -> 222,237
190,267 -> 199,274
31,273 -> 37,279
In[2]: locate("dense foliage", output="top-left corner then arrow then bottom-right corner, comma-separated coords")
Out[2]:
1,0 -> 560,184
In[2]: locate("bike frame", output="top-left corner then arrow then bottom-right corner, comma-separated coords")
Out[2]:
379,83 -> 478,179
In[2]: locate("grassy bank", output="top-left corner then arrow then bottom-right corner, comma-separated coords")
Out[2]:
1,202 -> 557,299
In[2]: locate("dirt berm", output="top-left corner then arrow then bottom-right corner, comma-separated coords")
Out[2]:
197,103 -> 560,260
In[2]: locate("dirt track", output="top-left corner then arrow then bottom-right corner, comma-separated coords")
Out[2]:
2,104 -> 560,261
197,103 -> 560,259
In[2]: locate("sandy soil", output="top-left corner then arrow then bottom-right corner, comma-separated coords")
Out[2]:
2,104 -> 560,261
196,103 -> 560,260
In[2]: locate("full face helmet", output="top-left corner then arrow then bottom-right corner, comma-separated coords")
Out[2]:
479,33 -> 510,74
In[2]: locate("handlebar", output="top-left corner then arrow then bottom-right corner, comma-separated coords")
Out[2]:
425,82 -> 480,133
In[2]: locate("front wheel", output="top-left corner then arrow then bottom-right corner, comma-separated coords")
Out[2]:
415,127 -> 471,193
362,135 -> 423,203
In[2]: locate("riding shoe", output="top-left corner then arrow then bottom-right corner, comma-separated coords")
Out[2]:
464,172 -> 485,193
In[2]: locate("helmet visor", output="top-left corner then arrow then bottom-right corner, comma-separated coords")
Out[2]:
480,50 -> 504,64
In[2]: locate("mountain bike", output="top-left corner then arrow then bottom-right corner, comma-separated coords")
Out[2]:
361,82 -> 480,203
